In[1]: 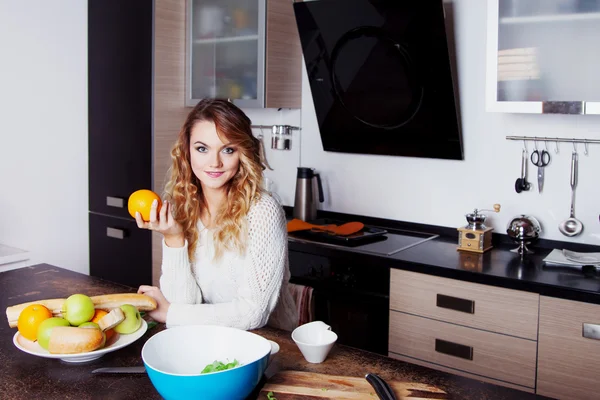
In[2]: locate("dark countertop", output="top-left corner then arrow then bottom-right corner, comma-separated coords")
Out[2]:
0,264 -> 549,400
288,223 -> 600,305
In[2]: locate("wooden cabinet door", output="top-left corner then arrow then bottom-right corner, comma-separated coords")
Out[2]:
89,213 -> 152,288
537,296 -> 600,400
390,269 -> 539,340
389,311 -> 537,391
88,0 -> 152,218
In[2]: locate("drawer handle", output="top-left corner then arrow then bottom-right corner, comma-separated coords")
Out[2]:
106,196 -> 124,208
583,323 -> 600,340
106,227 -> 125,239
435,338 -> 473,361
436,294 -> 475,314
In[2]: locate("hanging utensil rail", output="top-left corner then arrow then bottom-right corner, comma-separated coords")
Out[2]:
251,124 -> 301,130
506,136 -> 600,144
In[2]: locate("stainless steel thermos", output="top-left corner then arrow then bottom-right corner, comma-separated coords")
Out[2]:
293,167 -> 324,222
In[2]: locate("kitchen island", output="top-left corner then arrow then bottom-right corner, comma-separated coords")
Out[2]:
0,264 -> 548,399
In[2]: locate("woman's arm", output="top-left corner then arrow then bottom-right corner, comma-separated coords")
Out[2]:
135,198 -> 202,306
166,195 -> 287,330
159,239 -> 203,305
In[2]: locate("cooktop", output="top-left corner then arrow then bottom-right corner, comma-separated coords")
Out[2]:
288,218 -> 438,256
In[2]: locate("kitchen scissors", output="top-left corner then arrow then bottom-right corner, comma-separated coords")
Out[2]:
531,148 -> 550,193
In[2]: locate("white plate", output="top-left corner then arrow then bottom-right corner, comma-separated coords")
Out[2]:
13,319 -> 148,363
563,249 -> 600,265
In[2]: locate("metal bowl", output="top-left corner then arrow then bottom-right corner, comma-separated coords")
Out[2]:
465,212 -> 487,229
506,215 -> 542,255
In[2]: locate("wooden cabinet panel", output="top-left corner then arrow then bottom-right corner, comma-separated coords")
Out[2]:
389,311 -> 537,390
537,296 -> 600,400
89,213 -> 152,288
265,0 -> 302,108
390,269 -> 539,340
154,0 -> 189,286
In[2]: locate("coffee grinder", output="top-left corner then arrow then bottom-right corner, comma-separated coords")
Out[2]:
457,204 -> 501,253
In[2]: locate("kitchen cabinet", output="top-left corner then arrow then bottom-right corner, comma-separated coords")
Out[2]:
388,269 -> 539,393
88,0 -> 153,286
486,0 -> 600,114
288,249 -> 390,355
89,214 -> 151,288
537,296 -> 600,400
186,0 -> 302,108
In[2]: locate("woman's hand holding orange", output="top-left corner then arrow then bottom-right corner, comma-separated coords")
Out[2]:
135,200 -> 185,247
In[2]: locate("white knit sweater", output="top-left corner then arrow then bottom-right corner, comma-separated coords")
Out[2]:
160,194 -> 298,332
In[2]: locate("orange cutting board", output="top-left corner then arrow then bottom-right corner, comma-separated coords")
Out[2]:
257,371 -> 448,399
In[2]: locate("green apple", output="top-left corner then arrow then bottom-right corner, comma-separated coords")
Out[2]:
37,317 -> 70,350
63,294 -> 95,326
114,304 -> 142,334
78,321 -> 100,329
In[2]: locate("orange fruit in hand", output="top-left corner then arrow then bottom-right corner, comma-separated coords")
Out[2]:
18,304 -> 53,341
128,189 -> 161,222
91,309 -> 115,342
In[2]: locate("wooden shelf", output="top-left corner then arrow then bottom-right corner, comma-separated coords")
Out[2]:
500,12 -> 600,25
193,34 -> 259,45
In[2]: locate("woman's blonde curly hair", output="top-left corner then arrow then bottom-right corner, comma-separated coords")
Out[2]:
164,98 -> 264,260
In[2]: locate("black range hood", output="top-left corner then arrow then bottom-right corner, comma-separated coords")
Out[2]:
293,0 -> 463,160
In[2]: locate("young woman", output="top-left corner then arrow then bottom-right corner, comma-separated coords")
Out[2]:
136,99 -> 297,332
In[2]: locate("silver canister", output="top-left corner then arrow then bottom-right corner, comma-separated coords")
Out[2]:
271,125 -> 292,150
506,215 -> 542,256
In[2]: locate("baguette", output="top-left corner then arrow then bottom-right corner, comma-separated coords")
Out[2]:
90,293 -> 157,312
6,293 -> 157,328
48,326 -> 105,354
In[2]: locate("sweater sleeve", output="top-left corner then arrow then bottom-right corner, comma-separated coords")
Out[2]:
166,195 -> 287,330
159,239 -> 203,304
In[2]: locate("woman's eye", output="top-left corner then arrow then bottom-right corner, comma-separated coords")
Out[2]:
195,146 -> 207,153
222,147 -> 235,155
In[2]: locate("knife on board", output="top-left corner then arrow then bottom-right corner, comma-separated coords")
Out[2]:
92,366 -> 146,374
365,373 -> 398,400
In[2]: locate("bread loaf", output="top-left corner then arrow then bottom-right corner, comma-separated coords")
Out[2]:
6,293 -> 157,328
48,326 -> 105,354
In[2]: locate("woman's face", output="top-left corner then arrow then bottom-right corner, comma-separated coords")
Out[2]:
189,120 -> 240,194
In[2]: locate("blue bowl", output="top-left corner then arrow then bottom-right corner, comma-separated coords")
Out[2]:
141,325 -> 277,400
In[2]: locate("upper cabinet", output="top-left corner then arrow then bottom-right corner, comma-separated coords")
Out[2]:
186,0 -> 302,109
486,0 -> 600,114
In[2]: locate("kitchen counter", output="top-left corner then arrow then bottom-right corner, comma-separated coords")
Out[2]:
0,264 -> 548,399
288,221 -> 600,305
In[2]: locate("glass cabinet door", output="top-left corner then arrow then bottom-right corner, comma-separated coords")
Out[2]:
186,0 -> 265,108
486,0 -> 600,114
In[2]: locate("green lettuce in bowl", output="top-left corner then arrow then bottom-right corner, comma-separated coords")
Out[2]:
201,359 -> 241,374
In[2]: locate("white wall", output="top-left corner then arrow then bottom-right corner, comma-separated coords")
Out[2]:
250,0 -> 600,246
0,1 -> 89,273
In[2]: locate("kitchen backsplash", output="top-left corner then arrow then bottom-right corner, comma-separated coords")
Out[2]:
245,0 -> 600,246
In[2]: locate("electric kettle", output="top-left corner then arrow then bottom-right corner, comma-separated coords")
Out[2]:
293,167 -> 324,222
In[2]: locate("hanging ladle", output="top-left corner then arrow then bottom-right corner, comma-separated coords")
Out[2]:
559,151 -> 584,237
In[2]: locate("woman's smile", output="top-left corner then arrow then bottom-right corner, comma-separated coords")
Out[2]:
205,171 -> 225,178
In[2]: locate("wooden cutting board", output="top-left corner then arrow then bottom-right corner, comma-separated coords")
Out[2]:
257,371 -> 448,399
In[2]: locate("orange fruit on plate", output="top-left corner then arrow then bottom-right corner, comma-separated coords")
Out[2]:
17,304 -> 53,341
91,309 -> 115,342
128,189 -> 161,222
